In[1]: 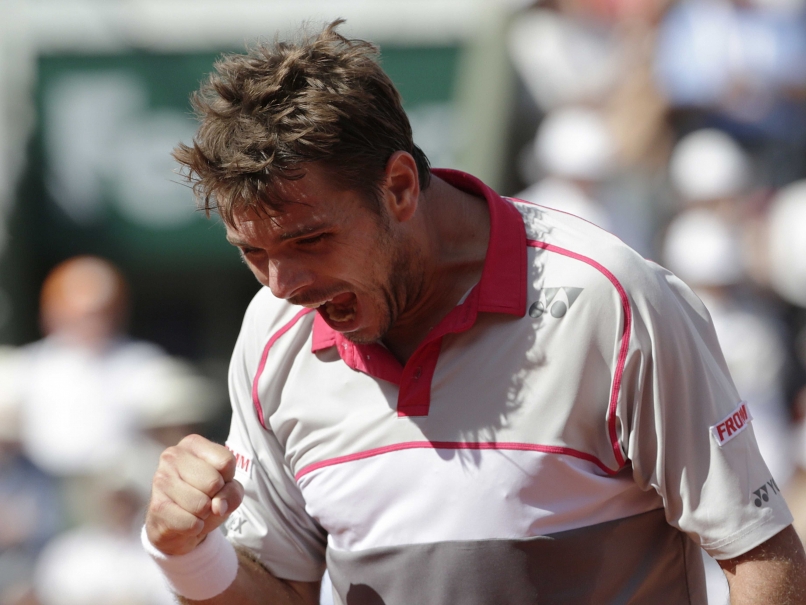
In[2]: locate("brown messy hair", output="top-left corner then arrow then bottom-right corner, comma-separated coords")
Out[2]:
173,19 -> 431,226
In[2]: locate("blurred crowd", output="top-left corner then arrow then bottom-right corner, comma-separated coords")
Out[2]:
2,1 -> 806,603
508,0 -> 806,601
0,256 -> 224,605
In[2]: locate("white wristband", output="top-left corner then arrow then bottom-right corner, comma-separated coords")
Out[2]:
141,525 -> 239,601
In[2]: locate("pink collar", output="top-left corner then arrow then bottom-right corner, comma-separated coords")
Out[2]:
311,168 -> 526,390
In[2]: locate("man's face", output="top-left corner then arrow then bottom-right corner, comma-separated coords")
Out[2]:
225,165 -> 412,344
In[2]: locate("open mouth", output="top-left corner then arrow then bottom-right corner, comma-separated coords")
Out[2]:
302,292 -> 357,323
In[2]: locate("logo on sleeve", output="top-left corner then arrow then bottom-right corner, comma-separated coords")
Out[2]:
753,478 -> 781,508
225,444 -> 254,481
710,401 -> 753,447
225,510 -> 248,535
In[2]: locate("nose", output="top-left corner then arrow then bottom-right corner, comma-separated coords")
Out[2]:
267,259 -> 315,300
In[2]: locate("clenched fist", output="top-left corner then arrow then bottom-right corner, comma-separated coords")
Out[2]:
145,434 -> 245,555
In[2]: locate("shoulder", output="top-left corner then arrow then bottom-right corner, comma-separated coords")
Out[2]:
511,198 -> 710,335
512,199 -> 663,298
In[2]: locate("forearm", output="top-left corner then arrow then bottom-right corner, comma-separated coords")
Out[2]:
176,548 -> 320,605
719,525 -> 806,605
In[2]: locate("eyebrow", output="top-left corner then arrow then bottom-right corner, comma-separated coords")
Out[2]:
278,223 -> 328,241
225,222 -> 328,247
226,236 -> 250,247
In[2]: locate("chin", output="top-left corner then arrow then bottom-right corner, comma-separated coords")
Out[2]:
343,315 -> 393,345
342,327 -> 385,345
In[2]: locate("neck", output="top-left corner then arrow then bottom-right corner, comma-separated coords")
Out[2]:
382,175 -> 490,364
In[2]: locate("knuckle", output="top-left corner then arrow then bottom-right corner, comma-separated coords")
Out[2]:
149,496 -> 173,520
158,446 -> 180,467
152,465 -> 170,483
220,447 -> 235,464
191,494 -> 212,517
202,474 -> 225,495
148,501 -> 201,537
178,514 -> 202,533
182,433 -> 204,448
151,469 -> 175,494
220,451 -> 237,473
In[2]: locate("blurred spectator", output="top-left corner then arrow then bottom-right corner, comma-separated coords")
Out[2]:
668,128 -> 753,211
666,128 -> 785,293
508,0 -> 674,256
654,0 -> 806,184
1,256 -> 172,524
508,7 -> 622,113
0,348 -> 63,605
509,0 -> 674,166
765,180 -> 806,308
516,106 -> 616,230
27,347 -> 223,605
33,451 -> 175,605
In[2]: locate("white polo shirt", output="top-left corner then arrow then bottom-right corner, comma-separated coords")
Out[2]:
224,169 -> 792,604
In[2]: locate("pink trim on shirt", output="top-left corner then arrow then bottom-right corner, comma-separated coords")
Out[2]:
527,240 -> 630,469
294,440 -> 618,481
310,169 -> 528,418
252,308 -> 315,429
311,313 -> 403,385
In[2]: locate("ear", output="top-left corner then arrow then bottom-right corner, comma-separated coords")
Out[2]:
381,151 -> 420,223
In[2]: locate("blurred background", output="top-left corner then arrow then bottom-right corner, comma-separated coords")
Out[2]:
0,0 -> 805,603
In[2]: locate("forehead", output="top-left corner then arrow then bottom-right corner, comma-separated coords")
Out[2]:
226,207 -> 318,244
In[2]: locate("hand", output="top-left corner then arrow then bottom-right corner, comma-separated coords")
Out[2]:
145,434 -> 244,556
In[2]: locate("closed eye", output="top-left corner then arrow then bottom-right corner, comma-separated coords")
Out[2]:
296,233 -> 330,246
237,247 -> 261,264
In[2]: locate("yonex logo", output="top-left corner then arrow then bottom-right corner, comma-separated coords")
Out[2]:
529,287 -> 583,319
752,478 -> 780,508
226,511 -> 248,534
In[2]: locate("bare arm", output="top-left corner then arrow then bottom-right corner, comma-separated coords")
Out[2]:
718,525 -> 806,604
145,434 -> 320,605
175,549 -> 320,605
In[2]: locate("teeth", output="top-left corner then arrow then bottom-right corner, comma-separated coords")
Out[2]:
325,302 -> 355,322
299,295 -> 356,322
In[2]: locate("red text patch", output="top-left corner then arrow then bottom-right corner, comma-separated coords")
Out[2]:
710,402 -> 753,447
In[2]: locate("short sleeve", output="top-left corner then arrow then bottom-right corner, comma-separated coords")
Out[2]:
223,295 -> 327,581
619,262 -> 793,559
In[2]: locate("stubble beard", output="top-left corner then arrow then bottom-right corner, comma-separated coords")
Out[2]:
342,226 -> 417,346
